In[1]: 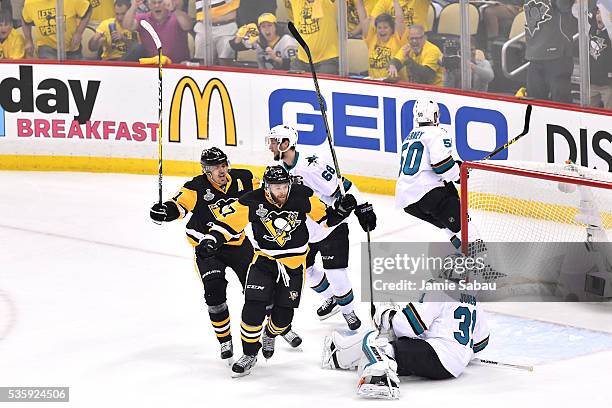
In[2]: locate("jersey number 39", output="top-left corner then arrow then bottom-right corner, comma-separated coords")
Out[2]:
399,141 -> 424,176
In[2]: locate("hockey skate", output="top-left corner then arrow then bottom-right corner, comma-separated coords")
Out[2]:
317,297 -> 341,320
231,354 -> 257,378
343,310 -> 361,330
220,339 -> 233,365
281,327 -> 303,348
261,331 -> 276,359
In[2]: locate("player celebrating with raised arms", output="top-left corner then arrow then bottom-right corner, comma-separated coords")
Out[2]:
396,99 -> 463,249
149,147 -> 300,364
267,125 -> 377,330
198,165 -> 357,377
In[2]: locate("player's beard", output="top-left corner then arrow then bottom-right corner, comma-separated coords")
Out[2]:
274,150 -> 282,161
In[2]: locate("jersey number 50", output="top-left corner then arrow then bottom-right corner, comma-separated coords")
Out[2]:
399,141 -> 424,176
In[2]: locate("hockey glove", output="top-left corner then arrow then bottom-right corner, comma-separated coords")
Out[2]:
150,201 -> 180,223
196,231 -> 225,258
355,202 -> 377,232
327,194 -> 357,226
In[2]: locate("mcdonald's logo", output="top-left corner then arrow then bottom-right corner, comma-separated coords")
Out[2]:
169,77 -> 237,145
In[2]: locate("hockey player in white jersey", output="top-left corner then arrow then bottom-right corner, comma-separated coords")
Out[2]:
322,289 -> 490,399
396,99 -> 463,249
266,124 -> 377,330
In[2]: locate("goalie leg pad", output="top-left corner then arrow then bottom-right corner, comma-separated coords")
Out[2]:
321,330 -> 364,370
357,331 -> 400,400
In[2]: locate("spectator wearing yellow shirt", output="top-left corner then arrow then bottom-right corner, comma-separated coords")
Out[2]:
371,0 -> 432,32
388,24 -> 443,86
22,0 -> 92,59
347,0 -> 376,38
289,0 -> 338,75
89,0 -> 142,60
89,0 -> 115,25
356,0 -> 406,79
0,9 -> 25,59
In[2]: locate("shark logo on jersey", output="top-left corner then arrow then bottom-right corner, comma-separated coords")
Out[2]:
203,189 -> 215,201
306,155 -> 319,166
208,198 -> 237,220
261,211 -> 301,247
524,0 -> 552,36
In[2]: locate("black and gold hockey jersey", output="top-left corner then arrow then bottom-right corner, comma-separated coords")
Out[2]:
171,168 -> 259,246
210,184 -> 329,268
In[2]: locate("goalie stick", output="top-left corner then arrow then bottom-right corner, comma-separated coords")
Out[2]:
287,21 -> 376,322
140,20 -> 164,205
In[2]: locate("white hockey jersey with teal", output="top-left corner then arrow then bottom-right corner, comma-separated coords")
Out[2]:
395,125 -> 460,208
282,152 -> 364,242
391,291 -> 490,377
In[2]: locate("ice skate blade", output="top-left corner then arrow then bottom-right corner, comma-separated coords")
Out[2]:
223,357 -> 234,366
318,305 -> 341,321
231,370 -> 252,378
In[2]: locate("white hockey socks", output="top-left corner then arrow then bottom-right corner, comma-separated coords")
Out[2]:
306,265 -> 335,299
325,268 -> 355,314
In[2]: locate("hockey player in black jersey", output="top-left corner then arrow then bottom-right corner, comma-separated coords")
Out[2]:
198,165 -> 357,377
149,148 -> 300,364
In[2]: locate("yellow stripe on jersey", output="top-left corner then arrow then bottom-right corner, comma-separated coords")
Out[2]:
252,177 -> 261,190
174,186 -> 197,213
254,249 -> 308,270
307,195 -> 328,224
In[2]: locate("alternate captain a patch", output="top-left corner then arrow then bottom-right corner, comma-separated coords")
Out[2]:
261,211 -> 301,247
208,198 -> 238,220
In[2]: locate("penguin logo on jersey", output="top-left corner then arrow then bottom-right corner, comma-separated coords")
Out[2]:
289,291 -> 299,301
524,0 -> 552,36
203,189 -> 215,201
262,211 -> 301,247
208,198 -> 237,220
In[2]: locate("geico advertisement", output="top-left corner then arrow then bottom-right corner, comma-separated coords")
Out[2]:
1,63 -> 611,177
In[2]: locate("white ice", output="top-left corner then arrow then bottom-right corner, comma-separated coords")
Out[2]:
0,171 -> 611,408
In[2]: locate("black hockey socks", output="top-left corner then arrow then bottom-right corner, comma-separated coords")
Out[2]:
208,302 -> 231,344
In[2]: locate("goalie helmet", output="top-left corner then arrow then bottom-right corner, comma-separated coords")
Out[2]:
413,99 -> 439,125
266,124 -> 299,153
201,147 -> 228,173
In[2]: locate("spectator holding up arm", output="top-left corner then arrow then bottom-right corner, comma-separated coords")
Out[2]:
89,0 -> 143,61
371,0 -> 432,32
124,0 -> 192,64
388,24 -> 443,86
357,0 -> 406,79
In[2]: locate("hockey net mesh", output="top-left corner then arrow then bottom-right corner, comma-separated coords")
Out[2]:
463,161 -> 612,293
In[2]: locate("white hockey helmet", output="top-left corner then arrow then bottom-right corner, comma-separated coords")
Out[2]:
266,124 -> 299,153
413,99 -> 440,125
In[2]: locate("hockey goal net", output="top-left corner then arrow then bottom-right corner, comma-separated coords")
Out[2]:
460,160 -> 612,298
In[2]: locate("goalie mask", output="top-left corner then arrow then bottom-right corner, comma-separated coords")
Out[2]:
266,125 -> 298,161
413,99 -> 439,126
263,165 -> 292,206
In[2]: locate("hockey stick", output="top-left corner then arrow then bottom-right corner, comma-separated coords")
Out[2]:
481,104 -> 532,161
472,358 -> 534,372
287,21 -> 345,196
140,20 -> 164,204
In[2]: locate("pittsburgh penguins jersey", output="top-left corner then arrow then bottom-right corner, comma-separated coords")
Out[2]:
210,184 -> 329,269
391,291 -> 490,378
171,168 -> 259,246
283,151 -> 365,242
395,125 -> 460,208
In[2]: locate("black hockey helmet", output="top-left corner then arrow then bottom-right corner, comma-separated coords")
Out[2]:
201,147 -> 228,173
263,165 -> 291,185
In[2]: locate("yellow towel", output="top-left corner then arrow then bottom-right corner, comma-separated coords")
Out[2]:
139,55 -> 173,65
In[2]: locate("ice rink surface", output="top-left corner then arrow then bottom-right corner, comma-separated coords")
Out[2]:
1,171 -> 612,407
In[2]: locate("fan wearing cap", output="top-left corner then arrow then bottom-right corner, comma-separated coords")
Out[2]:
199,165 -> 357,377
230,12 -> 298,70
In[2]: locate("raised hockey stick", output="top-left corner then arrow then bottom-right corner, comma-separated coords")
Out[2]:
287,21 -> 345,196
472,358 -> 534,372
140,20 -> 164,204
481,104 -> 532,161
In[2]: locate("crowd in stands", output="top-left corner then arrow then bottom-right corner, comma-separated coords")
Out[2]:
0,0 -> 610,109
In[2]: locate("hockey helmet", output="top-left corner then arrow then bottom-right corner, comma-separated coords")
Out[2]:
413,99 -> 439,125
201,147 -> 229,173
263,165 -> 292,204
266,124 -> 298,153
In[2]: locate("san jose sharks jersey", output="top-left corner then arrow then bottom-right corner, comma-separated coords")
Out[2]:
395,125 -> 460,209
171,168 -> 259,246
210,184 -> 330,269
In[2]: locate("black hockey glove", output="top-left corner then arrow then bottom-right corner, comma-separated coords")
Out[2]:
196,231 -> 225,258
327,194 -> 357,226
355,202 -> 377,232
150,201 -> 180,222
